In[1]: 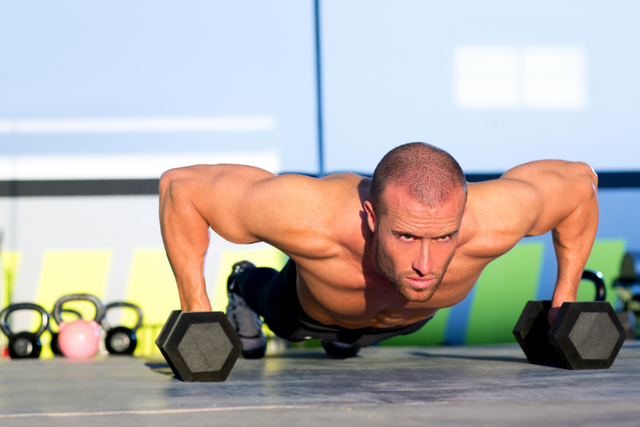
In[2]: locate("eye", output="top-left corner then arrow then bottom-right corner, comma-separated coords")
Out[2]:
436,234 -> 452,242
399,234 -> 415,242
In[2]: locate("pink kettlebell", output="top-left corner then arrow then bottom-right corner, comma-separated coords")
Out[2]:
53,294 -> 105,359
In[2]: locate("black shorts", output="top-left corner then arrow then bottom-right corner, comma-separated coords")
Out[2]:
235,259 -> 431,347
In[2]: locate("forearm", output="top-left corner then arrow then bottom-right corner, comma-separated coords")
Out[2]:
159,172 -> 212,312
551,170 -> 599,309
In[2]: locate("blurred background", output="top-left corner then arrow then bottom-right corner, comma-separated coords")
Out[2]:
1,0 -> 639,356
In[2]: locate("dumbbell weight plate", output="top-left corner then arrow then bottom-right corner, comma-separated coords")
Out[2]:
156,311 -> 243,382
548,301 -> 626,370
155,310 -> 181,377
513,300 -> 564,366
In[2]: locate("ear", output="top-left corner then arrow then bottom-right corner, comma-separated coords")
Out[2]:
364,200 -> 377,233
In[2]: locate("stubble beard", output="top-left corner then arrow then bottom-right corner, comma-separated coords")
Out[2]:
375,241 -> 453,303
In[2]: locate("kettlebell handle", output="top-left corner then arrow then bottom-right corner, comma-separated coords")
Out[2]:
582,270 -> 606,302
47,309 -> 83,333
53,294 -> 105,325
101,302 -> 144,332
0,303 -> 49,338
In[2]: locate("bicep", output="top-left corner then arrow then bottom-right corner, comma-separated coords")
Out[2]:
175,166 -> 348,256
499,160 -> 598,236
169,164 -> 277,244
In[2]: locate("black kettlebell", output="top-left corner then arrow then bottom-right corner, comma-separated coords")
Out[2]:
582,270 -> 606,301
49,308 -> 84,356
101,302 -> 143,355
0,303 -> 49,359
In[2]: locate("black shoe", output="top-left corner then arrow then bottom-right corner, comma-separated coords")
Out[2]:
321,340 -> 361,358
226,261 -> 267,359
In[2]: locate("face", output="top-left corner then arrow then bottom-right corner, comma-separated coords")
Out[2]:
365,184 -> 466,303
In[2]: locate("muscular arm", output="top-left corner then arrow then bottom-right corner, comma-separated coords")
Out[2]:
159,165 -> 266,311
500,161 -> 599,321
159,164 -> 342,311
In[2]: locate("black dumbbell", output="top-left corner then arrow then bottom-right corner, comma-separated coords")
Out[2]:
0,303 -> 49,359
49,308 -> 84,356
513,270 -> 626,370
101,302 -> 143,355
155,311 -> 244,382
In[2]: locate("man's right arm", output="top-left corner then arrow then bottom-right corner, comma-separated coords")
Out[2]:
159,164 -> 341,311
159,164 -> 276,311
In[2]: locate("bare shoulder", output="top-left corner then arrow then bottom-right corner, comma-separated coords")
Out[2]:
459,160 -> 597,257
244,172 -> 367,259
160,164 -> 365,257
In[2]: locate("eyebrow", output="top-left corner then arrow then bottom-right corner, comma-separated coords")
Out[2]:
391,229 -> 459,239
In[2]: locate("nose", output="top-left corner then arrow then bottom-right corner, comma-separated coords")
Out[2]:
412,241 -> 433,276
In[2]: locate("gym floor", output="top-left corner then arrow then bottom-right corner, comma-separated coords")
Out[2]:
1,343 -> 640,427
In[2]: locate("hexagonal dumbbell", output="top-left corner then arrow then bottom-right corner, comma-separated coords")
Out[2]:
548,301 -> 626,369
513,271 -> 626,370
155,311 -> 244,382
514,300 -> 626,369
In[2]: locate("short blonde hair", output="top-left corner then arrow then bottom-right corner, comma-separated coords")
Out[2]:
370,142 -> 467,214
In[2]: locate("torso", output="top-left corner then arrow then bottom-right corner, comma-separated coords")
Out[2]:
284,174 -> 521,330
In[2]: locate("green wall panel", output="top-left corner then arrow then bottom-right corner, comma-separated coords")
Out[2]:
465,243 -> 544,345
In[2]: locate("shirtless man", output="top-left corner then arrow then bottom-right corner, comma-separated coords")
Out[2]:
159,142 -> 598,359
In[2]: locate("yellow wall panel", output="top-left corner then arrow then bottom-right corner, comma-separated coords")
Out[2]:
33,250 -> 111,358
123,249 -> 179,328
1,251 -> 21,307
35,250 -> 111,320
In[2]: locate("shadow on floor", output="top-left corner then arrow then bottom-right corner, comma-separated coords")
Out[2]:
409,351 -> 529,364
267,352 -> 334,360
144,362 -> 180,378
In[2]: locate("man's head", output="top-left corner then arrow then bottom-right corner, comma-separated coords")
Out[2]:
364,142 -> 467,303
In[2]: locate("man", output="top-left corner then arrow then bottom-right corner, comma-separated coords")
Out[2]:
159,142 -> 598,358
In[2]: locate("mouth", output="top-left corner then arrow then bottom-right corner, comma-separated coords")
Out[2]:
405,277 -> 437,290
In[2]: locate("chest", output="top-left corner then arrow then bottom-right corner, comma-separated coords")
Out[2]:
295,251 -> 492,328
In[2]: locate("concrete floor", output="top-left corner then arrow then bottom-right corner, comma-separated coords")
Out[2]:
1,343 -> 640,426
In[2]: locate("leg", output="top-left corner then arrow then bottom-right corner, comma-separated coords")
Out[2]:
226,260 -> 302,358
226,261 -> 276,359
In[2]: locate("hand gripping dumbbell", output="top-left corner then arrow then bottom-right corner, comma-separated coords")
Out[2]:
0,303 -> 49,359
52,294 -> 105,359
101,302 -> 143,355
156,311 -> 244,382
513,270 -> 626,370
49,308 -> 84,356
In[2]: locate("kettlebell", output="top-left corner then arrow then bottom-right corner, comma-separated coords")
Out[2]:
101,302 -> 143,355
582,270 -> 606,301
48,308 -> 84,356
0,303 -> 49,359
53,294 -> 105,359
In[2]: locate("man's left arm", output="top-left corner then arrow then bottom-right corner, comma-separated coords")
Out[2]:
500,160 -> 599,323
